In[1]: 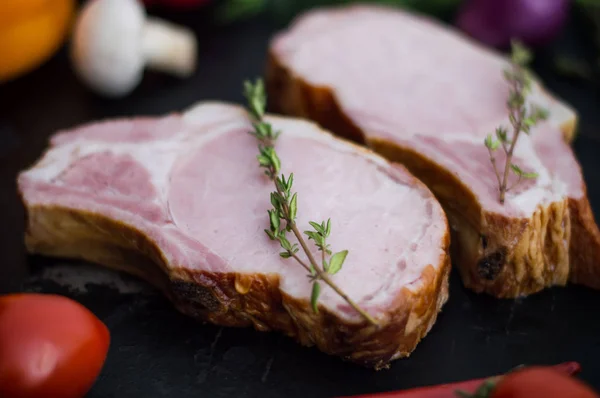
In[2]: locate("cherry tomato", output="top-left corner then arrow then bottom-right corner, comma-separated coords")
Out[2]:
492,367 -> 599,398
0,293 -> 110,398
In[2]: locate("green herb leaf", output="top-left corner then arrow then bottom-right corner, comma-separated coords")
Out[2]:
257,154 -> 271,167
275,176 -> 286,196
286,173 -> 294,192
311,282 -> 321,314
522,171 -> 539,179
510,163 -> 524,176
495,127 -> 508,143
304,230 -> 319,242
269,151 -> 281,174
268,209 -> 280,232
243,79 -> 266,119
511,40 -> 532,66
530,106 -> 549,122
289,193 -> 298,221
484,134 -> 499,151
508,91 -> 524,108
265,229 -> 276,240
325,219 -> 332,237
255,122 -> 272,139
270,192 -> 280,209
280,251 -> 291,259
309,221 -> 325,235
328,250 -> 348,275
279,235 -> 292,251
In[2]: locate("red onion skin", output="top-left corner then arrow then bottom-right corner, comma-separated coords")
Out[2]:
455,0 -> 571,49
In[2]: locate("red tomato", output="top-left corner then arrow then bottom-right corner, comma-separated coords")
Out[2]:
492,367 -> 599,398
0,293 -> 110,398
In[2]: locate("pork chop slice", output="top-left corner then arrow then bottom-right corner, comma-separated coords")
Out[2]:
267,4 -> 600,297
18,101 -> 450,368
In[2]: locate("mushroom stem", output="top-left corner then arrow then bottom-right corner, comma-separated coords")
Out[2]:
142,18 -> 197,78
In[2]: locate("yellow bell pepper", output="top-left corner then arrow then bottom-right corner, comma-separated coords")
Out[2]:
0,0 -> 75,82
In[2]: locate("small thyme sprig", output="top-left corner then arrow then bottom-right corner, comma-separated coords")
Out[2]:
485,40 -> 549,204
243,79 -> 379,326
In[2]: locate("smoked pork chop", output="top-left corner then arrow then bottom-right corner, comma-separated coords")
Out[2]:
18,102 -> 450,367
266,4 -> 600,298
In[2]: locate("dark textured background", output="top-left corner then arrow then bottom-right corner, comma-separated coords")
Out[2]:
1,5 -> 600,398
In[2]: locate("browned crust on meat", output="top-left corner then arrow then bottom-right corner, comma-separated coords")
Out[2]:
22,203 -> 450,368
568,193 -> 600,290
266,50 -> 600,298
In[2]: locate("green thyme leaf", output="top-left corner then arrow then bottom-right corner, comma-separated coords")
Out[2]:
511,40 -> 532,66
280,251 -> 291,259
243,79 -> 266,119
503,69 -> 515,82
510,163 -> 524,176
523,118 -> 535,127
255,122 -> 272,139
495,127 -> 508,143
270,192 -> 280,209
257,154 -> 271,167
309,221 -> 325,235
530,106 -> 549,122
522,171 -> 539,179
311,282 -> 321,314
268,209 -> 280,231
304,230 -> 320,242
289,193 -> 298,221
269,152 -> 281,174
328,250 -> 348,275
325,219 -> 332,237
485,134 -> 499,151
279,235 -> 292,251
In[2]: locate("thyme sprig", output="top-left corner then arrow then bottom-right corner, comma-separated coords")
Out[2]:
485,41 -> 549,204
243,79 -> 378,326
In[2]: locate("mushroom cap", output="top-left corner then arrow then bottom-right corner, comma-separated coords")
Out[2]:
71,0 -> 146,97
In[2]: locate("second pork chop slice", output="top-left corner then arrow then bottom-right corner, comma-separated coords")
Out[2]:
267,4 -> 600,298
18,102 -> 450,367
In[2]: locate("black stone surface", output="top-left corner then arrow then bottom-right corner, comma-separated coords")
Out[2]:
1,6 -> 600,398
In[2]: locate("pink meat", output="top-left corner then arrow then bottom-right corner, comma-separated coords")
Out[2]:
267,4 -> 600,297
17,102 -> 450,366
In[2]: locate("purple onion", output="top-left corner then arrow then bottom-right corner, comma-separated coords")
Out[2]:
455,0 -> 571,49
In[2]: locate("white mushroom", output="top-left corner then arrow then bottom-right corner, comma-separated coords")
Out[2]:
70,0 -> 197,97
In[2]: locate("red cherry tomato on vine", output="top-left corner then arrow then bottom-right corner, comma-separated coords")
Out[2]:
492,367 -> 599,398
0,293 -> 110,398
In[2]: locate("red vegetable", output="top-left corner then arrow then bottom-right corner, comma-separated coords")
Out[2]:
0,293 -> 110,398
341,362 -> 584,397
492,367 -> 599,398
455,0 -> 571,49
